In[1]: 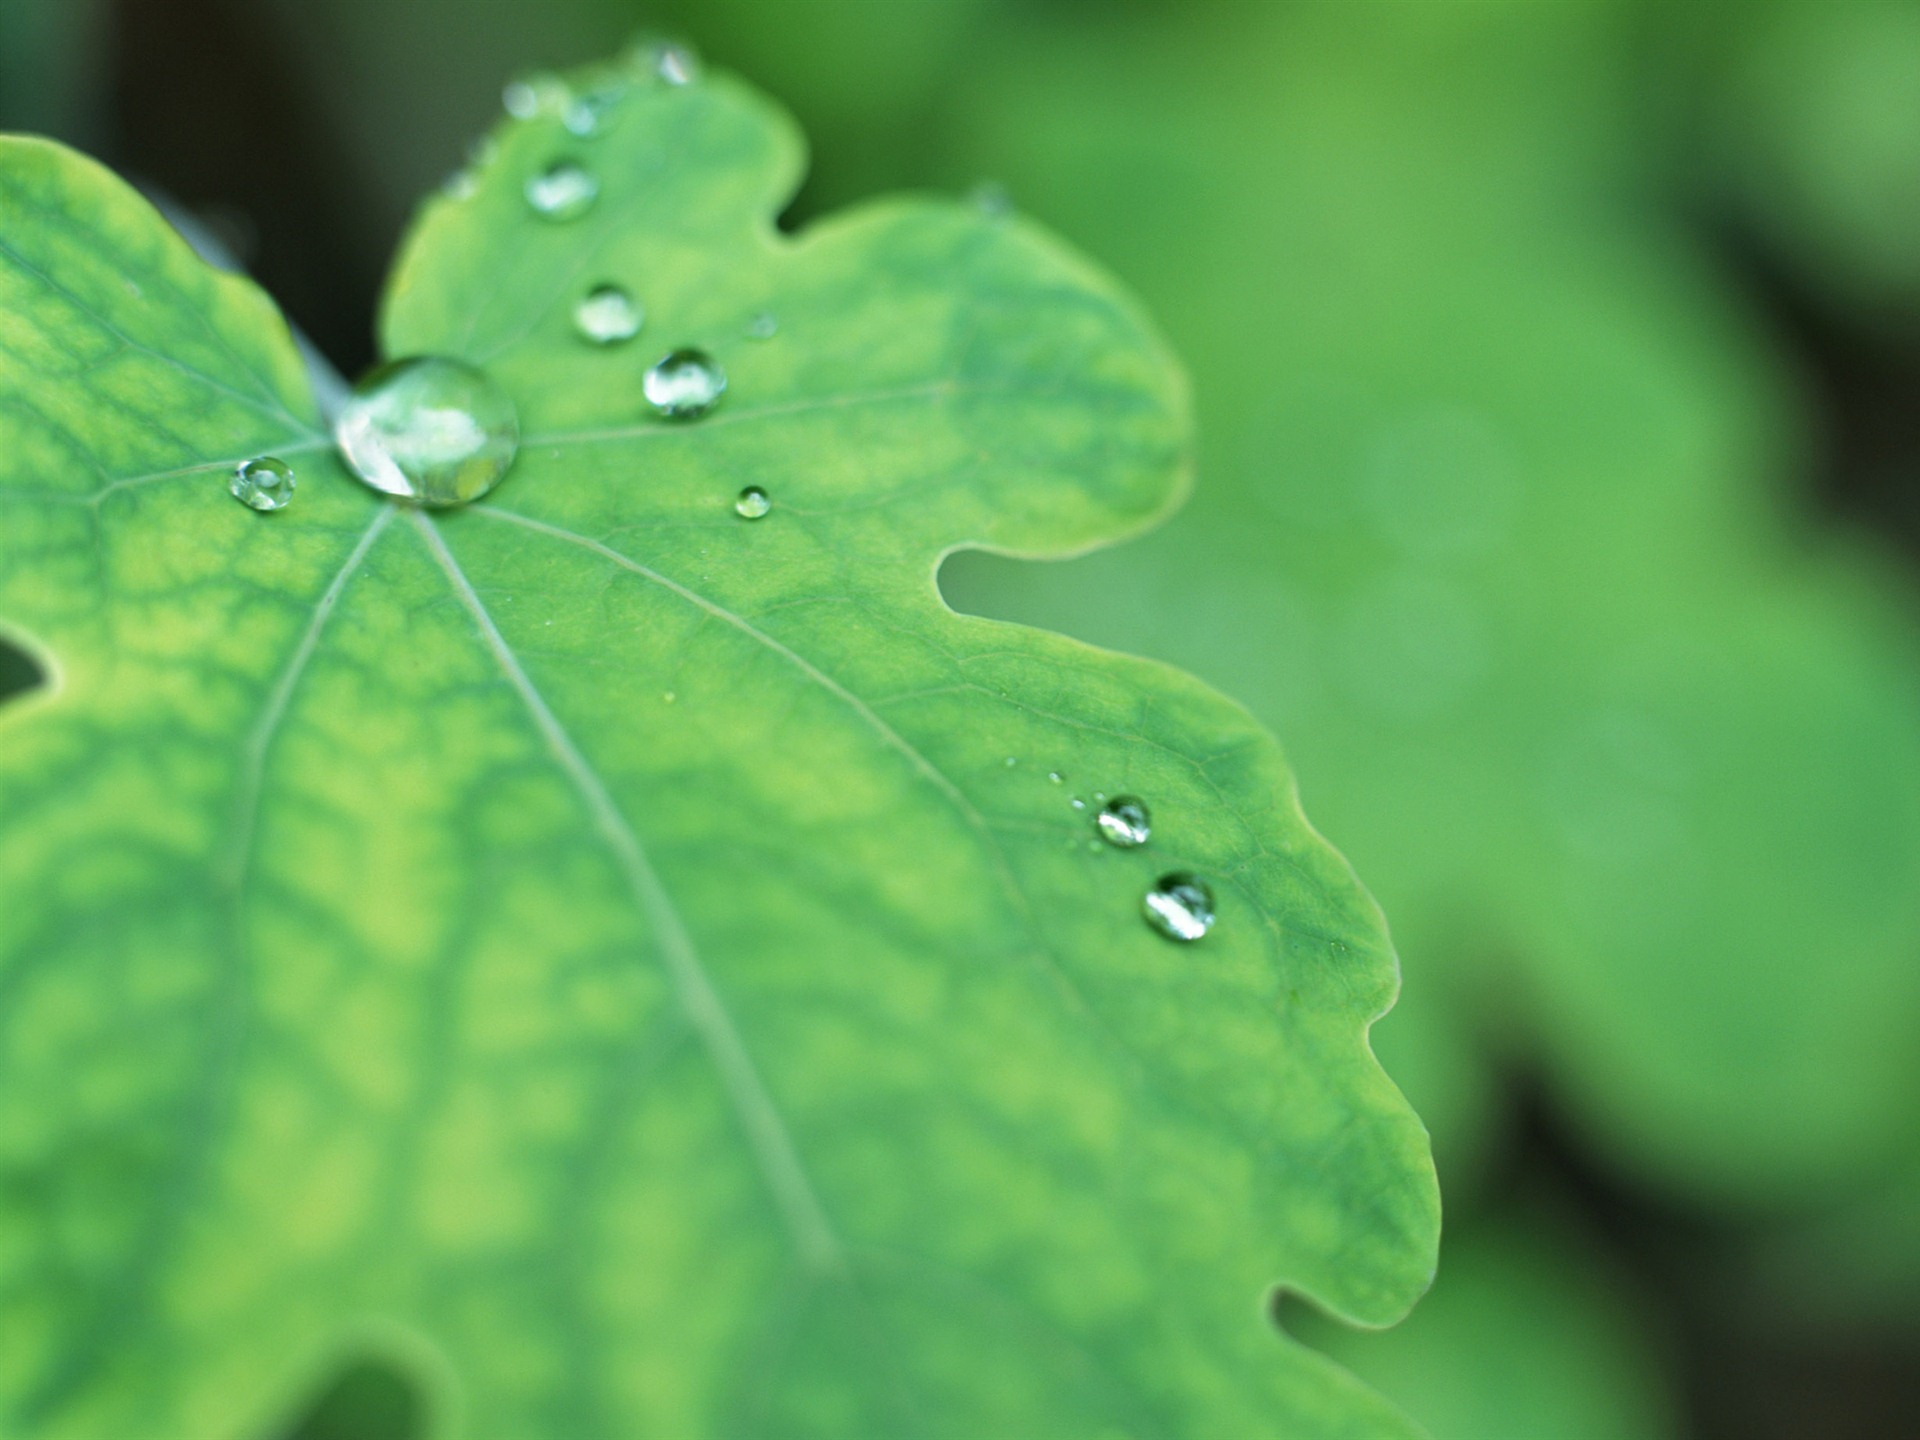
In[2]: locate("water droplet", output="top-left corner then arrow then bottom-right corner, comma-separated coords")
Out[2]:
573,285 -> 643,345
229,456 -> 295,512
335,357 -> 520,508
969,180 -> 1012,217
643,348 -> 726,418
1047,771 -> 1064,784
563,84 -> 625,137
1096,796 -> 1151,847
442,169 -> 480,202
651,42 -> 699,85
745,311 -> 779,340
663,690 -> 677,704
525,161 -> 598,221
1143,873 -> 1214,942
1004,756 -> 1018,768
734,485 -> 771,519
1070,797 -> 1086,810
504,74 -> 568,119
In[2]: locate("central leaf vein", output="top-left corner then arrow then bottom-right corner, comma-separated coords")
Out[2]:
412,507 -> 845,1272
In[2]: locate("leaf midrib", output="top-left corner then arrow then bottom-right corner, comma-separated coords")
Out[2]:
411,507 -> 847,1272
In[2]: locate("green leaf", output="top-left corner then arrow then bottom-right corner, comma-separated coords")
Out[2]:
0,60 -> 1438,1439
937,7 -> 1920,1203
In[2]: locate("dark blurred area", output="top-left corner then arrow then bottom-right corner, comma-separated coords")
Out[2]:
6,1 -> 1920,1437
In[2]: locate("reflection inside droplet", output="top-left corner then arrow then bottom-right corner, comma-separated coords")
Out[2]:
1143,873 -> 1214,942
229,455 -> 296,512
525,161 -> 599,220
643,348 -> 726,419
574,285 -> 643,345
1096,797 -> 1150,848
335,357 -> 520,508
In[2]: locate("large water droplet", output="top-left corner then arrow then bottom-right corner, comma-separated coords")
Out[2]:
643,348 -> 726,418
734,486 -> 771,519
574,285 -> 643,345
229,455 -> 296,512
525,161 -> 598,221
1096,796 -> 1151,848
335,357 -> 520,508
1143,873 -> 1214,942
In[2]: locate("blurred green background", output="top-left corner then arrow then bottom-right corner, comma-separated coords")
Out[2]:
5,0 -> 1920,1436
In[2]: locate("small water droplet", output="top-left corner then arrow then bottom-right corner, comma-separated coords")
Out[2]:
442,169 -> 480,202
1005,756 -> 1018,768
525,161 -> 598,221
970,181 -> 1012,217
1047,771 -> 1064,784
1143,873 -> 1214,942
734,485 -> 771,519
745,311 -> 779,340
651,42 -> 699,85
1096,796 -> 1150,848
643,348 -> 726,418
573,285 -> 643,345
663,690 -> 677,704
563,84 -> 625,137
229,456 -> 296,512
504,73 -> 568,119
335,357 -> 520,508
1070,797 -> 1086,810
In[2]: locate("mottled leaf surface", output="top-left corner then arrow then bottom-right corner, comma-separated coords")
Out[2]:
0,59 -> 1437,1440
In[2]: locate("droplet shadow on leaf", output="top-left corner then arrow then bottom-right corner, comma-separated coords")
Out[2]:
0,636 -> 47,709
275,1358 -> 424,1440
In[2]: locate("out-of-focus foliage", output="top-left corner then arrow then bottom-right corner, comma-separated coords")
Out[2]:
937,0 -> 1920,1208
1294,1212 -> 1680,1440
1668,0 -> 1920,327
0,0 -> 108,145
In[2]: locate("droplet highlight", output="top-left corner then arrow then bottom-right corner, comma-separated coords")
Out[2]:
970,181 -> 1012,218
651,42 -> 699,85
503,75 -> 567,120
574,285 -> 643,345
734,486 -> 771,519
1143,873 -> 1214,942
643,348 -> 726,419
1096,796 -> 1151,848
335,357 -> 520,508
563,84 -> 625,137
229,456 -> 296,512
525,161 -> 598,221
